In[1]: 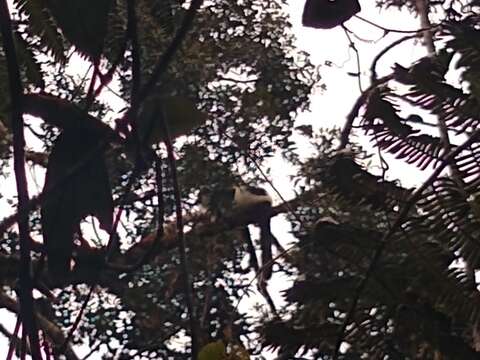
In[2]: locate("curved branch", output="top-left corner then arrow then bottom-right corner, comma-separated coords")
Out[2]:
22,93 -> 119,139
338,74 -> 393,150
370,34 -> 419,82
342,25 -> 362,91
355,14 -> 439,34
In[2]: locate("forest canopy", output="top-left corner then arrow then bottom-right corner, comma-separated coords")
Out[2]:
0,0 -> 480,359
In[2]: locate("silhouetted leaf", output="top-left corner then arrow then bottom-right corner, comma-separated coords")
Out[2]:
302,0 -> 361,29
46,0 -> 113,60
41,129 -> 113,278
136,95 -> 207,146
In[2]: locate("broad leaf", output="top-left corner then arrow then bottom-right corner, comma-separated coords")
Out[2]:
41,129 -> 113,278
198,340 -> 226,360
46,0 -> 113,60
14,0 -> 66,63
137,95 -> 207,145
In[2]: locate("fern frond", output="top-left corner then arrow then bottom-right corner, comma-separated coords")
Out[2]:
13,31 -> 44,88
311,153 -> 412,209
362,90 -> 446,170
262,319 -> 340,356
14,0 -> 66,63
394,52 -> 480,133
103,0 -> 127,64
277,143 -> 480,357
407,83 -> 480,132
445,21 -> 480,101
284,220 -> 480,358
454,142 -> 480,184
45,0 -> 113,60
417,177 -> 480,268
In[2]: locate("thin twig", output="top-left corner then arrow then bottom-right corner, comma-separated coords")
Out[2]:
20,327 -> 26,360
80,341 -> 102,360
218,76 -> 257,84
342,25 -> 363,92
355,14 -> 439,34
125,0 -> 143,164
108,157 -> 165,273
199,279 -> 215,330
0,1 -> 42,357
87,1 -> 131,107
84,59 -> 100,109
160,108 -> 199,358
70,64 -> 93,100
6,317 -> 22,360
370,34 -> 419,82
92,18 -> 131,100
59,285 -> 95,354
154,157 -> 165,245
127,0 -> 141,106
0,291 -> 80,360
332,129 -> 480,359
337,74 -> 393,150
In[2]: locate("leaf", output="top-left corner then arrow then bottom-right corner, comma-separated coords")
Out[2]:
228,344 -> 250,360
13,32 -> 45,88
45,0 -> 113,60
0,120 -> 10,157
198,340 -> 226,360
468,192 -> 480,222
41,129 -> 113,279
137,95 -> 207,146
14,0 -> 66,63
295,124 -> 313,138
302,0 -> 361,29
322,155 -> 412,209
362,90 -> 445,170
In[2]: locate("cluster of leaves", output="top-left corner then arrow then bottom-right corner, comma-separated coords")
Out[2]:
259,3 -> 480,359
0,0 -> 319,359
4,0 -> 480,358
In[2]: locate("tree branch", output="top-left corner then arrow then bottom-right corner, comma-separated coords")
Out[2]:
22,93 -> 119,139
338,74 -> 393,150
0,1 -> 41,357
415,0 -> 436,55
355,14 -> 439,35
0,291 -> 80,360
370,35 -> 419,82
